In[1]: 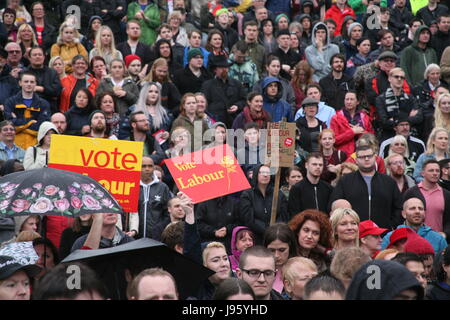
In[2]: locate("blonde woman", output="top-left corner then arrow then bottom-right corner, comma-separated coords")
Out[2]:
413,127 -> 449,182
50,22 -> 88,73
434,93 -> 450,133
48,56 -> 66,79
16,23 -> 38,59
330,208 -> 360,252
142,58 -> 181,113
88,25 -> 123,66
201,242 -> 231,299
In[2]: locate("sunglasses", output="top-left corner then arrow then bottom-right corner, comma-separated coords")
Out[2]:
392,75 -> 405,80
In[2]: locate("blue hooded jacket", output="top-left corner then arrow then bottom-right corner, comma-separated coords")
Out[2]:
262,77 -> 294,122
381,224 -> 448,254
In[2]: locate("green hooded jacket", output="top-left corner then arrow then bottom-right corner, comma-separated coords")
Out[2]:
127,2 -> 160,46
400,25 -> 437,86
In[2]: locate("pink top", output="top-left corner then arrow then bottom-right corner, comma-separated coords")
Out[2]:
419,182 -> 445,232
272,269 -> 284,293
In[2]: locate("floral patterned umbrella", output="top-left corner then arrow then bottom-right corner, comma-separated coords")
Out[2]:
0,167 -> 122,217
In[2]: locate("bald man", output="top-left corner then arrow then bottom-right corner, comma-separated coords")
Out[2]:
51,113 -> 67,134
130,268 -> 178,300
330,199 -> 352,217
381,198 -> 448,254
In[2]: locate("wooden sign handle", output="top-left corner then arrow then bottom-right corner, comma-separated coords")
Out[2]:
270,167 -> 281,225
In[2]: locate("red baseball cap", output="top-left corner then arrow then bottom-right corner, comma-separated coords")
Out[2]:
387,227 -> 416,249
359,220 -> 388,239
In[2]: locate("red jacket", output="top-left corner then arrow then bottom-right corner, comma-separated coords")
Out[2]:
330,110 -> 374,156
59,74 -> 98,113
45,216 -> 74,249
325,5 -> 356,36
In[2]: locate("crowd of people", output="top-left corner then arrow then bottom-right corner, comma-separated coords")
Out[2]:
0,0 -> 450,301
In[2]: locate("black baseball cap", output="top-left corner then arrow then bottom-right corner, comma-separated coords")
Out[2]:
0,256 -> 41,280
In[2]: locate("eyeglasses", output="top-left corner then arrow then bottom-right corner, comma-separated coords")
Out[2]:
356,154 -> 374,160
389,161 -> 404,166
7,50 -> 21,54
392,75 -> 405,80
242,269 -> 276,279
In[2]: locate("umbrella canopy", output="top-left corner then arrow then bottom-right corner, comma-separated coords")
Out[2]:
0,167 -> 122,218
62,238 -> 214,300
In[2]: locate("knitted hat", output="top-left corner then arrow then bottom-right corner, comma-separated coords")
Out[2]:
187,48 -> 203,62
276,29 -> 291,38
89,15 -> 103,27
124,54 -> 141,68
404,236 -> 435,255
215,8 -> 229,17
88,110 -> 106,125
347,22 -> 363,36
275,13 -> 290,24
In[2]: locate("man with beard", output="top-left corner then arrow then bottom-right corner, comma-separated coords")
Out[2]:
386,153 -> 416,194
319,53 -> 355,111
117,20 -> 153,68
288,152 -> 333,218
329,145 -> 403,229
404,159 -> 450,240
382,197 -> 448,255
124,111 -> 164,165
201,55 -> 246,128
85,110 -> 116,139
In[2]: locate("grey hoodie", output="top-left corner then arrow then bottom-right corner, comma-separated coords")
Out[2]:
305,22 -> 340,82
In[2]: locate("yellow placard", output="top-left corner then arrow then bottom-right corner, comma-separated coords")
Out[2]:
49,135 -> 143,172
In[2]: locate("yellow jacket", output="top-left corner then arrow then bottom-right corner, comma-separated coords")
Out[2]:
50,42 -> 88,74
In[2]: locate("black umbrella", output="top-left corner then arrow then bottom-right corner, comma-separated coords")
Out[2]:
0,167 -> 122,218
62,238 -> 214,300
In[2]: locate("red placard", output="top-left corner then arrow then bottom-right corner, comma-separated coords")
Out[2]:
165,144 -> 251,203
